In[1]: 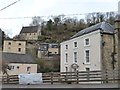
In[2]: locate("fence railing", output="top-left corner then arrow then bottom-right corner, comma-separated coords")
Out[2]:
2,70 -> 120,84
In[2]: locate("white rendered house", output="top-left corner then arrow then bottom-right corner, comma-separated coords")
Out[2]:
60,22 -> 115,72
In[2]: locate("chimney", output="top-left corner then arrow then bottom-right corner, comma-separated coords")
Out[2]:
118,1 -> 120,13
114,1 -> 120,79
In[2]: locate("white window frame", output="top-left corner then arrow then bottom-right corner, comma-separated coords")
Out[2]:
84,38 -> 90,46
74,42 -> 77,48
65,45 -> 68,49
84,49 -> 90,64
74,52 -> 77,63
8,65 -> 15,70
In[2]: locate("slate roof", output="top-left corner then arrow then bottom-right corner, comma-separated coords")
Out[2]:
2,52 -> 36,64
20,25 -> 39,33
71,22 -> 115,39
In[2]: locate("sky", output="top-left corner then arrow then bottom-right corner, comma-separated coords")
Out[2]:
0,0 -> 120,38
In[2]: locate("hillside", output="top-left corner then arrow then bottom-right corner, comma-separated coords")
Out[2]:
30,12 -> 116,43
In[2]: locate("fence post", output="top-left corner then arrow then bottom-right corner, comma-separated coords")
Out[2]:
87,71 -> 90,81
2,76 -> 4,84
105,70 -> 108,83
76,71 -> 79,84
7,75 -> 10,84
65,72 -> 68,83
51,72 -> 53,84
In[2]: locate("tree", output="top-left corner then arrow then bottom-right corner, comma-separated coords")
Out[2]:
46,19 -> 53,31
1,60 -> 9,76
29,16 -> 43,26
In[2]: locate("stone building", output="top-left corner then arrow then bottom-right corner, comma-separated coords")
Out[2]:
3,39 -> 26,54
19,25 -> 41,40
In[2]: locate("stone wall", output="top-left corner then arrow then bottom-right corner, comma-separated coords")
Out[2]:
102,33 -> 118,83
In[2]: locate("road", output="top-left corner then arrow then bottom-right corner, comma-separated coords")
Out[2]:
2,83 -> 120,88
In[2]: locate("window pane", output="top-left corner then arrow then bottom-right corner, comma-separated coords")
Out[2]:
86,50 -> 89,63
27,67 -> 31,71
66,67 -> 68,72
8,42 -> 11,45
85,38 -> 89,45
18,43 -> 21,45
74,52 -> 77,62
65,53 -> 68,62
66,45 -> 68,49
86,68 -> 90,71
18,48 -> 21,52
74,42 -> 77,47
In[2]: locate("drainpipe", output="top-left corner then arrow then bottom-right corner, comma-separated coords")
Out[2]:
100,31 -> 106,83
111,34 -> 116,70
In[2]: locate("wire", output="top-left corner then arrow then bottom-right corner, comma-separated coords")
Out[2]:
0,0 -> 21,11
0,11 -> 118,20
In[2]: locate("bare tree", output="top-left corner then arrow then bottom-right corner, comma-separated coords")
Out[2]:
30,16 -> 43,26
1,60 -> 9,76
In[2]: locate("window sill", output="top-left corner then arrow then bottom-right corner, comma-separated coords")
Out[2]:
84,45 -> 90,48
65,62 -> 68,65
73,47 -> 78,50
83,62 -> 90,65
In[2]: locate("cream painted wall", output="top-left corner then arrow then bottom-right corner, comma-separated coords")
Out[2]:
3,40 -> 26,54
7,63 -> 37,75
60,30 -> 101,72
48,48 -> 59,54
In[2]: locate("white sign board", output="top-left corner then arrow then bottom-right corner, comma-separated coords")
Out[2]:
18,73 -> 43,85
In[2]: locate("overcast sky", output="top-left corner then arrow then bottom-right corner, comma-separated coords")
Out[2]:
0,0 -> 119,37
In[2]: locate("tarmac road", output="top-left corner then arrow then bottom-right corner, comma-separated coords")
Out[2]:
2,83 -> 120,88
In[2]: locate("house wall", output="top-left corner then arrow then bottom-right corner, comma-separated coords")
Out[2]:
20,33 -> 38,40
48,48 -> 59,55
7,63 -> 37,75
114,20 -> 119,75
20,26 -> 41,40
101,34 -> 115,72
60,30 -> 101,72
101,34 -> 118,83
3,40 -> 26,54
